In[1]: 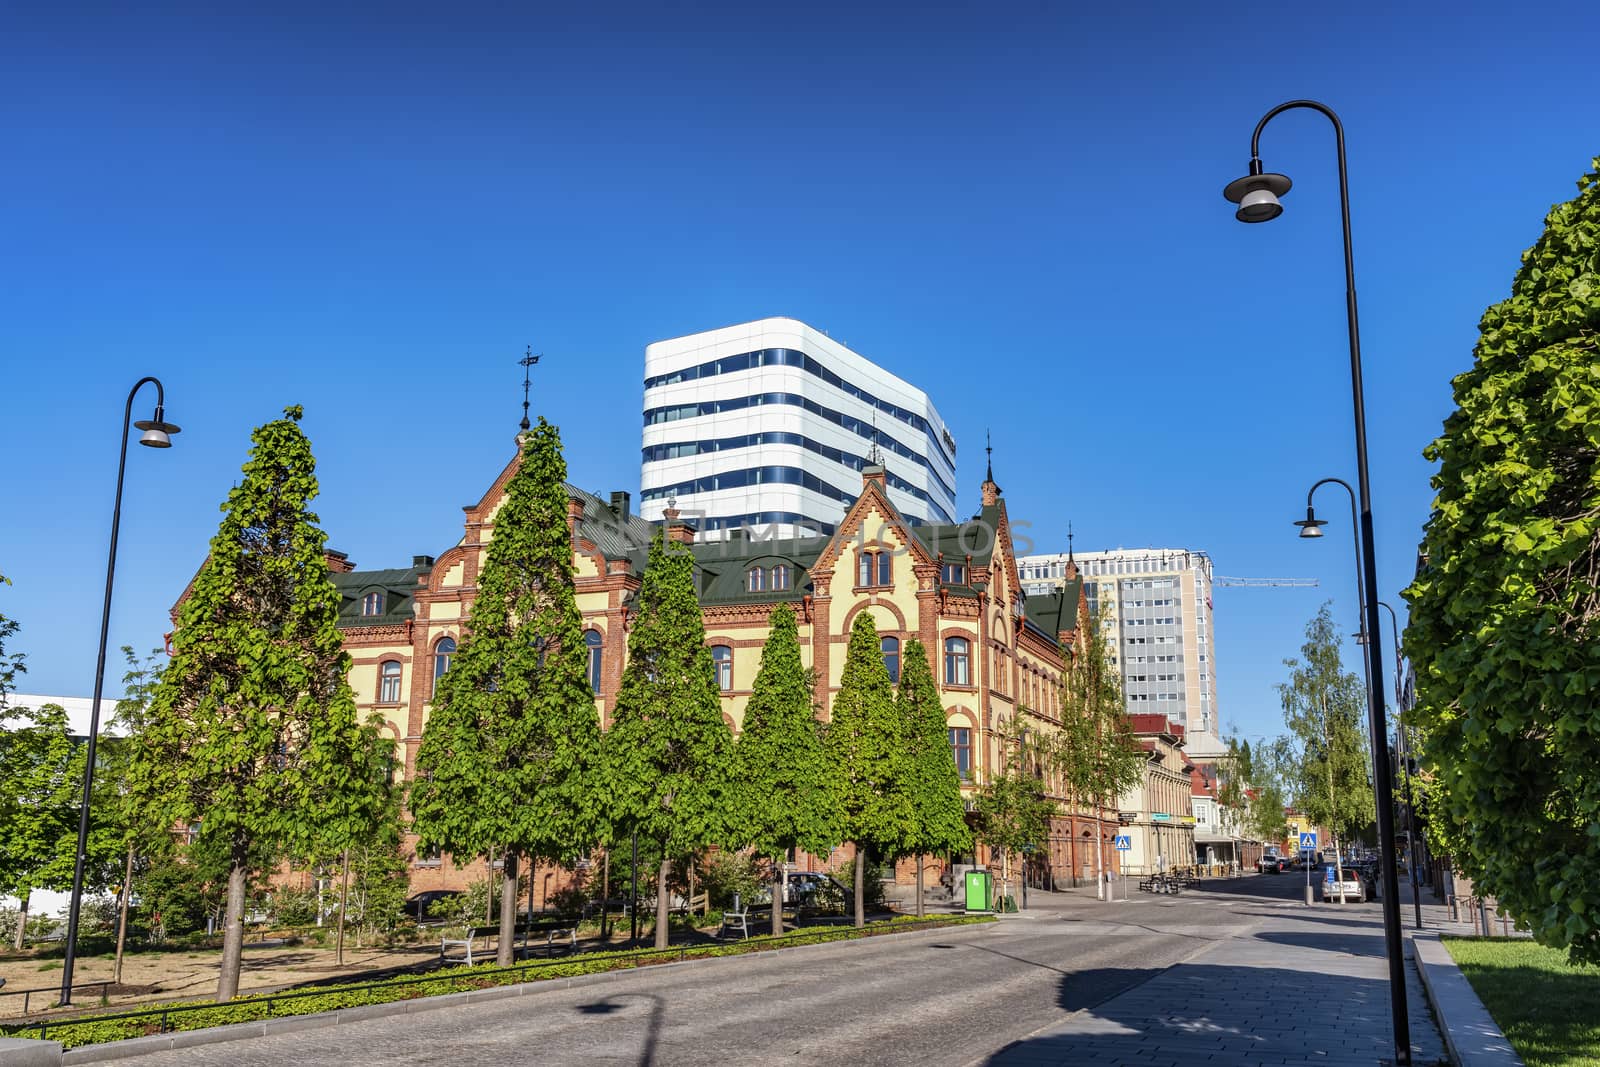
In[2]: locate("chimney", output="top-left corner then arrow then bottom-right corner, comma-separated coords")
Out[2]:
324,549 -> 355,573
862,463 -> 887,490
662,506 -> 696,545
981,478 -> 1001,507
567,495 -> 585,537
610,490 -> 631,517
412,555 -> 435,570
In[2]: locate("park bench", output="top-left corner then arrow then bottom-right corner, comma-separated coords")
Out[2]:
717,898 -> 750,940
520,916 -> 578,956
440,918 -> 578,964
440,925 -> 499,965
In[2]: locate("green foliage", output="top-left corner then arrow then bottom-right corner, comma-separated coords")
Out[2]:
133,407 -> 386,996
897,638 -> 971,858
410,418 -> 605,875
268,887 -> 321,927
694,850 -> 765,910
603,529 -> 735,860
1277,605 -> 1374,846
1226,732 -> 1294,845
0,700 -> 84,908
1051,610 -> 1145,816
824,612 -> 914,858
728,603 -> 840,860
1406,160 -> 1600,965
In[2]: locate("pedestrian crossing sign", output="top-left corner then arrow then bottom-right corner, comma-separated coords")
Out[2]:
1299,832 -> 1318,850
1114,835 -> 1132,851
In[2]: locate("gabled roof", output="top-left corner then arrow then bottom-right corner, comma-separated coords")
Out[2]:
568,483 -> 656,559
333,565 -> 427,627
1023,578 -> 1084,637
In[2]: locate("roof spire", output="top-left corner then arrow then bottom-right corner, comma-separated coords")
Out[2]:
985,428 -> 993,483
1068,521 -> 1075,564
518,346 -> 541,432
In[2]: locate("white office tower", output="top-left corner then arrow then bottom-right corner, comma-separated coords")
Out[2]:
639,317 -> 958,538
1018,548 -> 1219,735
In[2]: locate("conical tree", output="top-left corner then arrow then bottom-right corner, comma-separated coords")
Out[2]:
730,603 -> 840,935
897,638 -> 971,916
604,529 -> 734,949
137,407 -> 385,1000
1405,158 -> 1600,962
824,611 -> 913,928
410,418 -> 604,965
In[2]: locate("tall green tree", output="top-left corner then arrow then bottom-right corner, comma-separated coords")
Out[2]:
1406,159 -> 1600,962
729,603 -> 839,936
823,611 -> 913,928
1277,604 -> 1372,896
0,701 -> 84,950
1050,610 -> 1144,897
897,638 -> 971,916
1221,732 -> 1294,849
973,733 -> 1056,909
135,407 -> 386,1000
410,418 -> 604,964
104,647 -> 170,982
604,530 -> 734,948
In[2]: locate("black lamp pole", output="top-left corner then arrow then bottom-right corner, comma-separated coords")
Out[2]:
1376,600 -> 1425,930
1226,100 -> 1411,1065
59,377 -> 179,1007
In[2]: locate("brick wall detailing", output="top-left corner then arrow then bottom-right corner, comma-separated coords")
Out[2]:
325,549 -> 356,573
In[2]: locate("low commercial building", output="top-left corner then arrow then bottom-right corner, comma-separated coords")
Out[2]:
1116,715 -> 1195,874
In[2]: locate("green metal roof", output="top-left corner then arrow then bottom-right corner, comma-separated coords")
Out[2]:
333,566 -> 427,628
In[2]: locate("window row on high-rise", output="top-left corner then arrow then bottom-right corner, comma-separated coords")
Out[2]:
642,346 -> 955,471
639,464 -> 943,516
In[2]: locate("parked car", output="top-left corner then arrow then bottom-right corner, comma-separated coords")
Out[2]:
1318,864 -> 1368,903
1257,854 -> 1287,874
405,889 -> 465,923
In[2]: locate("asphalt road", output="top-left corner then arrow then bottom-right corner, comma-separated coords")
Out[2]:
115,875 -> 1323,1067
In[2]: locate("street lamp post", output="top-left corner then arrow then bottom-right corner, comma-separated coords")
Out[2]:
59,377 -> 180,1007
1226,100 -> 1411,1065
1376,600 -> 1425,930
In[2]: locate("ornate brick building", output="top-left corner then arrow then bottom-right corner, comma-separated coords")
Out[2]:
322,443 -> 1119,897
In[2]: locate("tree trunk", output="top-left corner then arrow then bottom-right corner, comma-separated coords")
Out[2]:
216,846 -> 249,1002
13,890 -> 28,951
853,847 -> 866,929
498,852 -> 519,967
335,849 -> 351,967
114,844 -> 135,984
915,854 -> 925,918
1332,830 -> 1346,904
772,859 -> 786,938
485,847 -> 496,925
1095,797 -> 1107,902
654,858 -> 671,950
600,851 -> 611,941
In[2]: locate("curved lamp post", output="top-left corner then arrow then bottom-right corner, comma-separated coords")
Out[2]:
59,377 -> 180,1007
1228,99 -> 1411,1065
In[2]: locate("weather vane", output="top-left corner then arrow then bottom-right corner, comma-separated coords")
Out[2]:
519,346 -> 541,432
985,429 -> 993,482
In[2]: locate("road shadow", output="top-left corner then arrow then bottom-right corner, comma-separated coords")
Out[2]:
577,993 -> 665,1067
1251,930 -> 1389,959
985,962 -> 1446,1066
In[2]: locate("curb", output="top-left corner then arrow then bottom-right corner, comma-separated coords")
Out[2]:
13,920 -> 991,1065
1409,931 -> 1523,1067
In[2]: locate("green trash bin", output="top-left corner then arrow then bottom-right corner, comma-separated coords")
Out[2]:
964,869 -> 993,912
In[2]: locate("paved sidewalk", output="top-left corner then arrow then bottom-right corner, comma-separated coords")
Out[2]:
988,889 -> 1450,1066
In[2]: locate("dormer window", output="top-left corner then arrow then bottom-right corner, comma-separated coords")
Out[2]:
361,592 -> 383,616
747,566 -> 766,592
941,563 -> 968,585
772,564 -> 790,591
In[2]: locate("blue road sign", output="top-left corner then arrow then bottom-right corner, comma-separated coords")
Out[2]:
1113,835 -> 1133,851
1299,831 -> 1318,850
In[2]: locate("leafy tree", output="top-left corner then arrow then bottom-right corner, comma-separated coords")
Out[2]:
1223,732 -> 1294,848
729,603 -> 839,935
604,529 -> 734,948
897,637 -> 971,916
411,418 -> 604,965
823,611 -> 913,928
135,407 -> 386,1000
1405,159 -> 1600,962
0,701 -> 85,950
1051,609 -> 1144,897
103,647 -> 169,981
1278,604 -> 1372,897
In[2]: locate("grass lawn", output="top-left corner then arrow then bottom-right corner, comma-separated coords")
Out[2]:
1443,937 -> 1600,1067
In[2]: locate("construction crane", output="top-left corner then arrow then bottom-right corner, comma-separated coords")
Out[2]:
1214,576 -> 1320,587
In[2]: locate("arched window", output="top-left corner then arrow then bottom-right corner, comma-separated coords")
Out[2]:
432,637 -> 456,697
948,726 -> 973,781
378,661 -> 402,703
747,566 -> 765,592
771,564 -> 790,591
881,636 -> 901,684
857,551 -> 891,588
711,645 -> 733,692
944,637 -> 971,686
585,630 -> 603,694
361,592 -> 383,616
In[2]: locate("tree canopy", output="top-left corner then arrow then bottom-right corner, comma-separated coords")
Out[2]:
897,636 -> 971,913
1405,158 -> 1600,962
1277,604 -> 1373,847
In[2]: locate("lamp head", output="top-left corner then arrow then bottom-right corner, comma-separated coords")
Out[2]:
1294,505 -> 1326,539
134,404 -> 181,449
1223,161 -> 1292,224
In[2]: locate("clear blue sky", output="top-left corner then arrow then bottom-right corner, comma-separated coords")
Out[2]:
3,3 -> 1595,745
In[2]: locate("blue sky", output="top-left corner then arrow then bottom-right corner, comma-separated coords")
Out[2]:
3,2 -> 1595,744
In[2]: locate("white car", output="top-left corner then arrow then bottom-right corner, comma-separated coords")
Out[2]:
1321,868 -> 1367,903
